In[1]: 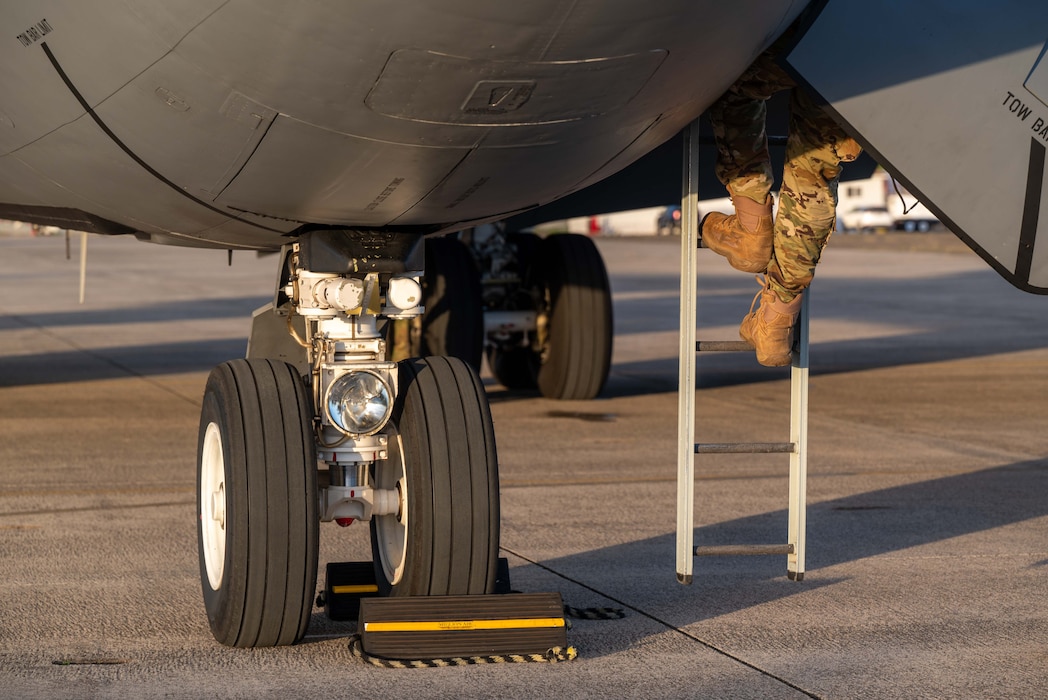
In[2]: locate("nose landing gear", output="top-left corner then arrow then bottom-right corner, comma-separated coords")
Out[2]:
196,231 -> 500,647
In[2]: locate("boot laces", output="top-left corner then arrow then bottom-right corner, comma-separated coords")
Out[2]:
747,275 -> 768,315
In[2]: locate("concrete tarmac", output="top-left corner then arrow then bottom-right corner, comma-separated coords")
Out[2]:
0,230 -> 1045,699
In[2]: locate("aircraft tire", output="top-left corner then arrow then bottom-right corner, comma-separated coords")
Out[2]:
370,356 -> 499,597
421,236 -> 483,372
197,359 -> 318,648
535,234 -> 613,400
486,345 -> 538,390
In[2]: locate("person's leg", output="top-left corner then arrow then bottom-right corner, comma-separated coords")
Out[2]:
741,87 -> 862,366
703,52 -> 794,272
709,87 -> 774,205
766,88 -> 862,301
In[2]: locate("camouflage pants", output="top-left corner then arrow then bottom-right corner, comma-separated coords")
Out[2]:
709,49 -> 862,301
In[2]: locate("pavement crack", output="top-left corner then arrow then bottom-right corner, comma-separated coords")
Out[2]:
0,500 -> 193,518
53,657 -> 131,666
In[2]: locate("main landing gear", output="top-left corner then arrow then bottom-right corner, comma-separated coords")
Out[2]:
427,227 -> 614,401
196,230 -> 500,647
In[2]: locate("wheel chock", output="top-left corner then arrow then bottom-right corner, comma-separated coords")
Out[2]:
357,592 -> 568,661
323,558 -> 513,621
323,562 -> 379,621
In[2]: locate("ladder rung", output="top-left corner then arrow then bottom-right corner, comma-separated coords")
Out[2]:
696,442 -> 795,454
694,544 -> 794,557
696,340 -> 752,352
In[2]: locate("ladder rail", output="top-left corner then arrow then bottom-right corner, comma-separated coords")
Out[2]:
675,119 -> 701,585
787,293 -> 810,580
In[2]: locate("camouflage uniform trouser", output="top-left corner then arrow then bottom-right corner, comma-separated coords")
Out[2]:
709,49 -> 862,302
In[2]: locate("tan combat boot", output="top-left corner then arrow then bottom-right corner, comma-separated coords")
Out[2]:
739,279 -> 803,367
700,193 -> 774,273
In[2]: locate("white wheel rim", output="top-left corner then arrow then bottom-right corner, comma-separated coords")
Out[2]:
200,422 -> 227,590
375,433 -> 408,585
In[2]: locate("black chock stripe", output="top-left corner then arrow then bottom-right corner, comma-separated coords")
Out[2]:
1015,138 -> 1046,283
40,41 -> 284,234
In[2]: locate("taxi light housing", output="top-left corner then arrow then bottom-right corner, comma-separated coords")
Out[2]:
325,370 -> 393,436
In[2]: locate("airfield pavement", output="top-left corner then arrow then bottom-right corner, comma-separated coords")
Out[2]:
0,227 -> 1046,699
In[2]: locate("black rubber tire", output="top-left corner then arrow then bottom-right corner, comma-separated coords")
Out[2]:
197,359 -> 318,648
535,234 -> 613,400
487,345 -> 539,390
420,236 -> 483,372
370,356 -> 500,596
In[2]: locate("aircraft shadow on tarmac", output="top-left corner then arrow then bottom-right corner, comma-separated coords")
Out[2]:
0,295 -> 269,329
497,457 -> 1048,658
612,261 -> 1045,336
604,264 -> 1048,397
0,296 -> 268,386
2,265 -> 1047,393
0,338 -> 250,387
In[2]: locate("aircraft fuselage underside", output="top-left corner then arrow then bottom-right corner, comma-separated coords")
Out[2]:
0,1 -> 806,251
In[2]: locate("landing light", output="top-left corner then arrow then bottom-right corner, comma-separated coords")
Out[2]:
326,370 -> 393,436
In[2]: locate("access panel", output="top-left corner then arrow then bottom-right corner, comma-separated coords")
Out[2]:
786,1 -> 1048,292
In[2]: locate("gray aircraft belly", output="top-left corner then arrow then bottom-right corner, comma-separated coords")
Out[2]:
785,0 -> 1048,292
0,0 -> 807,249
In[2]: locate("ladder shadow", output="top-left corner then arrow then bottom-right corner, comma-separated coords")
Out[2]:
508,457 -> 1048,658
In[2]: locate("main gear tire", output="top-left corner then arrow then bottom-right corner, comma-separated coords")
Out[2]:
486,345 -> 539,390
535,234 -> 613,400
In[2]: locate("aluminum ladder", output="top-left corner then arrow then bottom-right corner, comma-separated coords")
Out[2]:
675,119 -> 810,584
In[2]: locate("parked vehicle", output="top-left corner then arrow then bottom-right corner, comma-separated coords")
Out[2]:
30,224 -> 62,236
839,206 -> 893,233
896,217 -> 937,232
